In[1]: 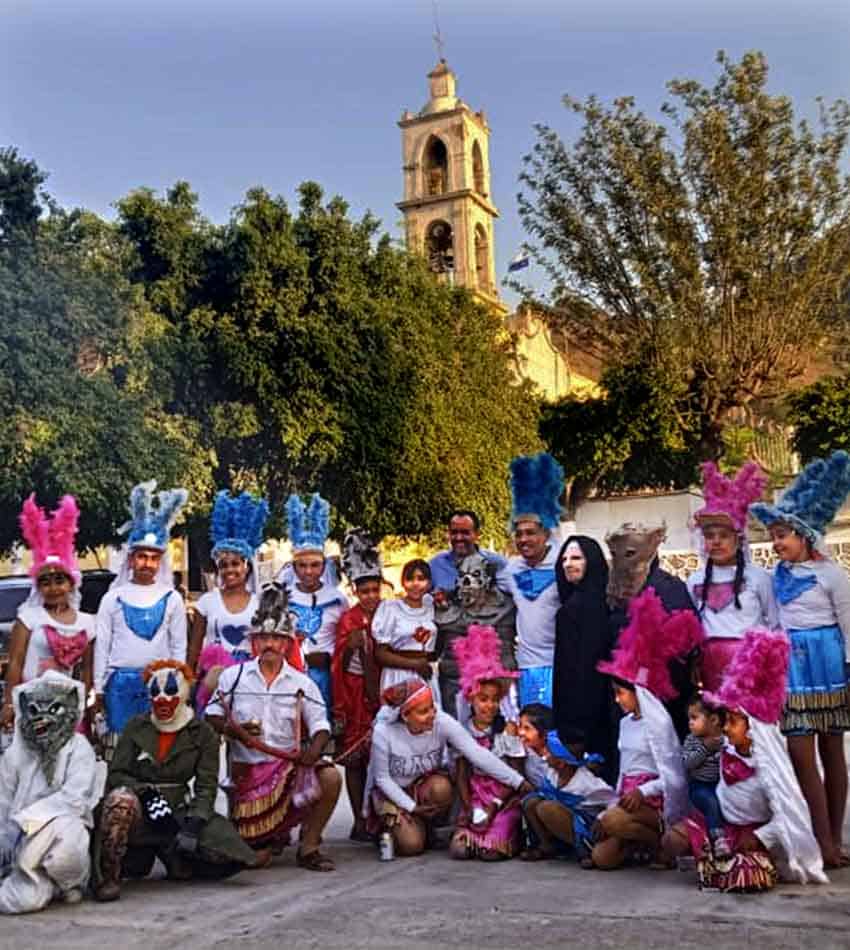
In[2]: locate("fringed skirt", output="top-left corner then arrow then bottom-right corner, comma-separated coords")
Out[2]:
452,773 -> 522,858
104,668 -> 149,735
333,672 -> 375,768
230,759 -> 321,847
782,625 -> 850,736
685,812 -> 776,892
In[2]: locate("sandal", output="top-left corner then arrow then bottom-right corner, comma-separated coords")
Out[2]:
579,856 -> 595,870
296,849 -> 336,872
519,847 -> 556,862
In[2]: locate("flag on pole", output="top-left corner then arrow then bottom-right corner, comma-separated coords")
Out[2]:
508,250 -> 530,272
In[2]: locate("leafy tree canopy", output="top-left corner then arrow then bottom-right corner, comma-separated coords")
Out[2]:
787,375 -> 850,463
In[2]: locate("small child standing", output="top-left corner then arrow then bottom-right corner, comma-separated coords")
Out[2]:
449,625 -> 524,861
521,730 -> 614,862
332,530 -> 384,842
682,697 -> 725,854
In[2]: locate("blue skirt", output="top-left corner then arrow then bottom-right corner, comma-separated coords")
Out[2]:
783,625 -> 850,736
519,667 -> 553,708
104,667 -> 150,734
309,667 -> 332,718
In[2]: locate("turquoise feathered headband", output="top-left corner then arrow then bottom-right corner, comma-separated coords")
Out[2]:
286,492 -> 331,555
750,450 -> 850,542
509,452 -> 564,531
120,480 -> 188,552
210,490 -> 270,561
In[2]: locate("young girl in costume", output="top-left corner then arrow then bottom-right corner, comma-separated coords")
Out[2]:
686,462 -> 777,692
190,491 -> 270,713
662,628 -> 827,891
517,703 -> 553,790
365,678 -> 531,857
2,495 -> 94,732
750,450 -> 850,868
332,530 -> 383,842
373,560 -> 438,701
449,624 -> 525,861
521,729 -> 615,863
590,588 -> 703,870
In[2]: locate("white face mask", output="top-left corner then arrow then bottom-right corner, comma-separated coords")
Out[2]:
147,666 -> 194,733
562,542 -> 587,583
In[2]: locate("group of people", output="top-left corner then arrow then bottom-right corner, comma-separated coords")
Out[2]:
2,447 -> 850,914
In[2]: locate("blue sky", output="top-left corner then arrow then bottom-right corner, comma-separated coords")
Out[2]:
3,0 -> 848,302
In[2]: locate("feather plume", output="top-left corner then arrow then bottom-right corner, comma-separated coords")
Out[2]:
509,452 -> 564,530
452,623 -> 518,700
286,492 -> 331,553
598,588 -> 703,700
285,494 -> 306,549
19,493 -> 81,582
19,494 -> 50,564
123,480 -> 188,550
306,493 -> 330,547
210,490 -> 269,559
696,461 -> 767,534
703,628 -> 790,723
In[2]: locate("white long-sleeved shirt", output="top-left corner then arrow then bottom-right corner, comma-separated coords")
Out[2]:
370,710 -> 524,813
717,747 -> 780,850
617,713 -> 663,799
93,583 -> 186,692
773,560 -> 850,653
205,658 -> 330,765
500,546 -> 560,669
283,582 -> 347,657
686,563 -> 778,639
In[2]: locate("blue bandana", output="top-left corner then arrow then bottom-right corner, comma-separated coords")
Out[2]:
774,562 -> 818,606
118,592 -> 172,641
514,568 -> 556,601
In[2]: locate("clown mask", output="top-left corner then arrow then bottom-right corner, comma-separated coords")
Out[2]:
144,662 -> 194,733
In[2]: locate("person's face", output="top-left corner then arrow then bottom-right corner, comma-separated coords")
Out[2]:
355,579 -> 382,614
403,696 -> 436,734
217,553 -> 249,590
514,520 -> 548,564
702,524 -> 738,566
449,515 -> 479,559
294,555 -> 324,591
130,548 -> 163,584
472,682 -> 501,725
402,569 -> 431,601
518,715 -> 545,753
37,567 -> 73,607
562,541 -> 587,583
688,705 -> 721,738
545,751 -> 577,782
769,523 -> 809,563
613,684 -> 638,715
251,632 -> 289,661
723,710 -> 751,754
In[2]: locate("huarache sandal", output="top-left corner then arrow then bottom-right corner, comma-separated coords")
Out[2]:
296,849 -> 336,872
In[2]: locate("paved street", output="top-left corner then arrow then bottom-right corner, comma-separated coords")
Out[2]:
4,784 -> 850,950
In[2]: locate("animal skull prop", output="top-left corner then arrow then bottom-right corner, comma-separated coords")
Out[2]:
605,522 -> 667,608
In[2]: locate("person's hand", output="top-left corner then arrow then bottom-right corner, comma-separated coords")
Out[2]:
619,788 -> 643,813
517,780 -> 534,797
240,718 -> 262,736
504,721 -> 518,737
412,658 -> 433,679
432,590 -> 448,609
298,748 -> 321,767
0,705 -> 13,731
347,628 -> 366,650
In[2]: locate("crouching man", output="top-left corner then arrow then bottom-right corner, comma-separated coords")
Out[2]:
0,671 -> 99,914
93,659 -> 263,901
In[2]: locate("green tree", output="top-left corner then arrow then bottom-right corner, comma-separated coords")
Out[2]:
0,151 -> 210,553
787,375 -> 850,462
518,50 -> 850,463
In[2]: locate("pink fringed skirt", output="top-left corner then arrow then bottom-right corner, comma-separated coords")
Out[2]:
452,773 -> 522,858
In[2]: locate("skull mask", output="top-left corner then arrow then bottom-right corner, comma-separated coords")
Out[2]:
17,676 -> 80,784
456,552 -> 497,611
605,522 -> 666,607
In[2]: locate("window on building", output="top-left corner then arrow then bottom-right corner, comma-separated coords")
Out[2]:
423,136 -> 449,196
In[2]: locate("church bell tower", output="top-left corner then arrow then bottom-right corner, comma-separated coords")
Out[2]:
397,60 -> 506,312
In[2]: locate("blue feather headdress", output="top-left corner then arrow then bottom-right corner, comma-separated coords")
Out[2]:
286,492 -> 331,555
210,490 -> 270,561
750,450 -> 850,542
509,452 -> 564,531
120,480 -> 189,551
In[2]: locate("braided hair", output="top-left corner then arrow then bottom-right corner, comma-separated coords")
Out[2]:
699,545 -> 746,613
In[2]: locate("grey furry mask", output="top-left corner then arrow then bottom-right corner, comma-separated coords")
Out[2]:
18,681 -> 79,784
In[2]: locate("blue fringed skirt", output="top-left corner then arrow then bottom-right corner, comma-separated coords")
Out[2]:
104,667 -> 150,734
783,625 -> 850,736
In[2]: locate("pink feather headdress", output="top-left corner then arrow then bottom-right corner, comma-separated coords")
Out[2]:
694,461 -> 768,535
703,628 -> 790,724
19,493 -> 81,585
453,624 -> 519,700
597,588 -> 704,701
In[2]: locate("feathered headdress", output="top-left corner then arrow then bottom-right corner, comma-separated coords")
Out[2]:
342,528 -> 383,585
750,450 -> 850,543
210,490 -> 270,561
695,461 -> 768,536
286,492 -> 331,555
119,480 -> 188,552
19,494 -> 81,585
703,628 -> 790,724
509,452 -> 564,531
597,588 -> 704,701
453,623 -> 519,700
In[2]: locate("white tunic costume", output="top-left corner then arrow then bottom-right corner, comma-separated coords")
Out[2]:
16,604 -> 95,681
372,597 -> 438,696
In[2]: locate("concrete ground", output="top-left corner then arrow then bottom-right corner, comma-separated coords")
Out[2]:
4,781 -> 850,950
